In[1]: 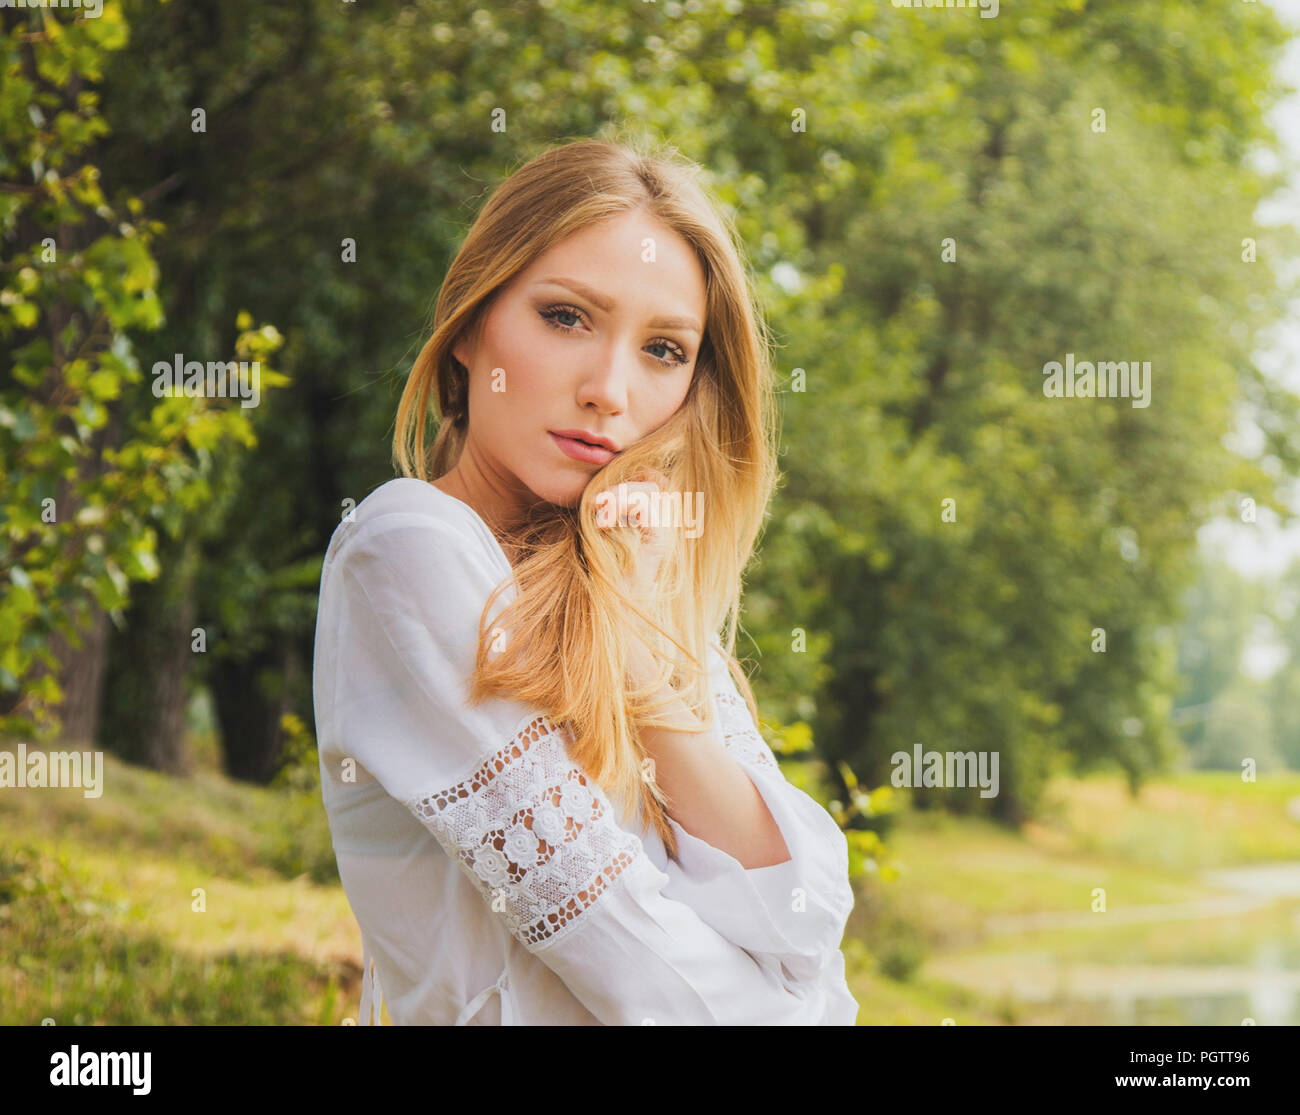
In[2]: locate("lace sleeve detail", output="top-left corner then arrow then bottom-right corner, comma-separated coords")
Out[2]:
406,715 -> 644,951
712,684 -> 781,774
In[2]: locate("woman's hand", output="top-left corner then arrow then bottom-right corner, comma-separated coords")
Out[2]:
593,472 -> 671,692
593,475 -> 669,601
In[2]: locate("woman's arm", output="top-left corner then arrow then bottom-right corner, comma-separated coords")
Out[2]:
629,639 -> 791,870
599,476 -> 791,869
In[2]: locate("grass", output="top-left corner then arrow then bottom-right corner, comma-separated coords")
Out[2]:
0,842 -> 358,1025
0,739 -> 376,1025
4,733 -> 1298,1025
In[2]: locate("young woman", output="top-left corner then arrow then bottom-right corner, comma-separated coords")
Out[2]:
312,137 -> 860,1025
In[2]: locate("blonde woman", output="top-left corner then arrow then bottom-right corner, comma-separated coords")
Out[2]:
312,137 -> 859,1025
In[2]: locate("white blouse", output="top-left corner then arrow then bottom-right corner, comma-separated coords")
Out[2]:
312,477 -> 860,1025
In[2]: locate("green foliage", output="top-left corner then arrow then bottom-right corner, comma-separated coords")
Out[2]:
728,0 -> 1300,819
0,6 -> 284,740
765,715 -> 900,883
263,712 -> 336,883
268,711 -> 318,792
873,911 -> 927,983
24,0 -> 1295,830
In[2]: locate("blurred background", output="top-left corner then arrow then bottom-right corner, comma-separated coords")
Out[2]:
4,0 -> 1300,1025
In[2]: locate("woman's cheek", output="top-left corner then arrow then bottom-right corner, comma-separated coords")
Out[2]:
503,358 -> 548,410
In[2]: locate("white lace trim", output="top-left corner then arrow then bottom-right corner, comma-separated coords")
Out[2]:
404,684 -> 778,951
712,686 -> 781,773
406,715 -> 643,949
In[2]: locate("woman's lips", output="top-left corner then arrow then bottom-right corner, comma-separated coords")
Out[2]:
549,431 -> 615,465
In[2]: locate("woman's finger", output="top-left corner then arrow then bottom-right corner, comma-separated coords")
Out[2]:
595,481 -> 662,530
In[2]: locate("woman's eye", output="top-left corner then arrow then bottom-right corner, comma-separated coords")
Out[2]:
540,305 -> 584,331
539,305 -> 690,367
646,340 -> 689,366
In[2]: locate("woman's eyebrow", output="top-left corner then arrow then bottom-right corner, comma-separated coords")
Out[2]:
534,276 -> 702,335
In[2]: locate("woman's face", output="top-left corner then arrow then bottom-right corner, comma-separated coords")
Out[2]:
449,208 -> 707,516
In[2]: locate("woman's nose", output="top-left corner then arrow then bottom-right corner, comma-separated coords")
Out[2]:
575,347 -> 633,414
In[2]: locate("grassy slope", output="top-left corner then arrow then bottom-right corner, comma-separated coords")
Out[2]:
3,738 -> 1297,1025
0,742 -> 368,1024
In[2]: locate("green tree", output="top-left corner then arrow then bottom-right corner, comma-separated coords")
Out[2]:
51,0 -> 1300,827
0,3 -> 281,750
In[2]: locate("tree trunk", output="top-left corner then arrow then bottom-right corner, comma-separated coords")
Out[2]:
46,396 -> 126,751
46,612 -> 111,749
210,642 -> 290,783
98,531 -> 198,774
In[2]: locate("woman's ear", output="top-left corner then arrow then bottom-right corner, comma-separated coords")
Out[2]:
452,339 -> 472,373
452,306 -> 489,375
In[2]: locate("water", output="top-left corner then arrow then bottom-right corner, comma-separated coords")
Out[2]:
926,862 -> 1300,1025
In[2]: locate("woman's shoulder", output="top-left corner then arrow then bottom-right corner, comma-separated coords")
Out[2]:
353,476 -> 477,528
322,477 -> 503,581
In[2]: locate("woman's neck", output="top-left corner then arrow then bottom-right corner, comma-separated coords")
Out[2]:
431,466 -> 521,552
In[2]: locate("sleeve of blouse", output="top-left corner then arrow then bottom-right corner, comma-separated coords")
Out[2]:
655,640 -> 856,986
326,508 -> 839,1025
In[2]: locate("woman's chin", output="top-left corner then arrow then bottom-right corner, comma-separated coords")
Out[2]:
524,474 -> 587,511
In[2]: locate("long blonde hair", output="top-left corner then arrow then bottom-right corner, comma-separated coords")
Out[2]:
393,135 -> 778,859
